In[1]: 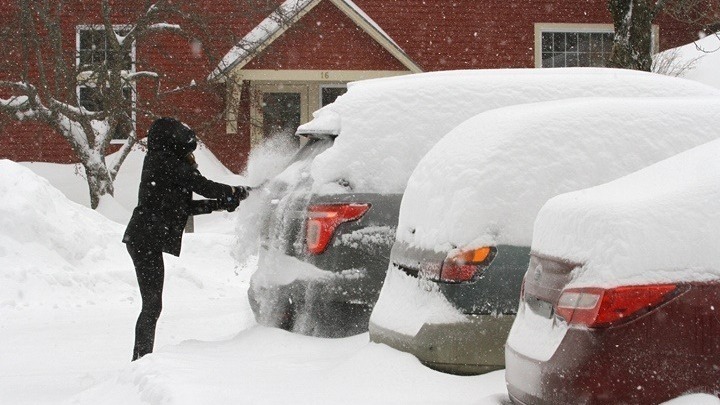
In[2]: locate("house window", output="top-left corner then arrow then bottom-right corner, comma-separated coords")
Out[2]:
320,85 -> 347,107
541,31 -> 614,67
78,27 -> 133,70
78,86 -> 134,141
76,25 -> 135,141
534,23 -> 659,68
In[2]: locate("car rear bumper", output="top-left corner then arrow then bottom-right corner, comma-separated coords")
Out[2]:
505,284 -> 720,404
505,328 -> 664,405
249,248 -> 378,336
369,314 -> 514,375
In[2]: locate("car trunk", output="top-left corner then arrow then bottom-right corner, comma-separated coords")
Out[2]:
522,252 -> 580,320
259,136 -> 334,256
302,192 -> 402,279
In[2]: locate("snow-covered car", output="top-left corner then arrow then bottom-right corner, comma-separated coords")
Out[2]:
505,138 -> 720,405
249,68 -> 720,338
368,96 -> 720,374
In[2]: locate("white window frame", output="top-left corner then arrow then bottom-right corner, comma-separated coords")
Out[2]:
534,23 -> 659,68
75,24 -> 136,144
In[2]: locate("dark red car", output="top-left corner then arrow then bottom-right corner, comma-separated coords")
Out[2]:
505,140 -> 720,404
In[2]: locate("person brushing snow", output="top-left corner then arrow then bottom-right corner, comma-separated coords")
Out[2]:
123,117 -> 248,361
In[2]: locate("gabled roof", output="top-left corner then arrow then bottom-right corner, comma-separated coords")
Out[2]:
207,0 -> 422,81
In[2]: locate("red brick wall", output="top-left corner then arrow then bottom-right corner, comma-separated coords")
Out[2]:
0,0 -> 705,172
245,0 -> 407,70
356,0 -> 700,70
0,0 -> 283,171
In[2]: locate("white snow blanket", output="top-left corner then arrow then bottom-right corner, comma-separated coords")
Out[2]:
533,137 -> 720,287
0,159 -> 510,405
1,158 -> 717,404
303,68 -> 720,195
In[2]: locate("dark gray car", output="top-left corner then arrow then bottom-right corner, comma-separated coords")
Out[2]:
249,125 -> 402,336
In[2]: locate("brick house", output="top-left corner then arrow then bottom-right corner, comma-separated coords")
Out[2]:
0,0 -> 699,173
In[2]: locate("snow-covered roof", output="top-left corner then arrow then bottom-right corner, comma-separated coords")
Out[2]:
397,96 -> 720,254
532,136 -> 720,288
208,0 -> 421,81
306,68 -> 720,195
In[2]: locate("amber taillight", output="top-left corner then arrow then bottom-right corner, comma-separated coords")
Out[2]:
432,246 -> 497,283
305,203 -> 370,255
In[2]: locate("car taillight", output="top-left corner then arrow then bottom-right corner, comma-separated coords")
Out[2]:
305,203 -> 370,255
555,284 -> 678,328
439,246 -> 497,283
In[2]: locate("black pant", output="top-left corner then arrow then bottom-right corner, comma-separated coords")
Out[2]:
126,244 -> 164,361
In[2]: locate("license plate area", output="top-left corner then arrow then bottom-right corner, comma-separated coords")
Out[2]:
526,295 -> 554,319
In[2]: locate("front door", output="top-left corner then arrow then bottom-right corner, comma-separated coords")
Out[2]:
251,83 -> 310,147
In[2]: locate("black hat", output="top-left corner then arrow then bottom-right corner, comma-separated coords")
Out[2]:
147,117 -> 197,156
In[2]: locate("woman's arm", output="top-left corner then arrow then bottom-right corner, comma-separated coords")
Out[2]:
189,199 -> 223,215
178,163 -> 234,199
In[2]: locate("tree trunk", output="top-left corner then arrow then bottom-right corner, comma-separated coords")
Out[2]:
84,160 -> 115,209
608,0 -> 656,71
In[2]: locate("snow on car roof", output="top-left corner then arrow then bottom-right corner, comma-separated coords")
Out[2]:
306,68 -> 720,195
396,97 -> 720,254
532,137 -> 720,287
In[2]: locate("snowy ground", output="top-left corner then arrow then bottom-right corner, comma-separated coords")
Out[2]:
6,85 -> 720,402
1,153 -> 508,405
3,152 -> 717,404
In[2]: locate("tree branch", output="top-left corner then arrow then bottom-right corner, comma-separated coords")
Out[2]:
108,132 -> 138,180
49,97 -> 105,121
653,0 -> 669,18
146,23 -> 182,33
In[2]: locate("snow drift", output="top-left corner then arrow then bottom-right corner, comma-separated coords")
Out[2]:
0,159 -> 128,307
655,32 -> 720,89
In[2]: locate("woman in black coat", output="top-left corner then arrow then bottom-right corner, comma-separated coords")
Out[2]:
123,117 -> 247,360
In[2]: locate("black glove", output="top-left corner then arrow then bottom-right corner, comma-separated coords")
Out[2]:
233,186 -> 250,201
220,194 -> 240,212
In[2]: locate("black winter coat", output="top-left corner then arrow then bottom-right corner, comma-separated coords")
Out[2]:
122,118 -> 234,256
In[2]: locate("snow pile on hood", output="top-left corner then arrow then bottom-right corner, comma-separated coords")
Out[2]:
0,159 -> 127,307
655,32 -> 720,89
532,138 -> 720,287
306,68 -> 719,195
398,97 -> 720,252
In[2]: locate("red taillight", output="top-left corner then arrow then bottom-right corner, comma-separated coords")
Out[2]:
556,284 -> 678,328
438,246 -> 497,283
305,203 -> 370,255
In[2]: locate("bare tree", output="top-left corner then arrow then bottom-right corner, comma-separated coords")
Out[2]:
0,0 -> 191,208
665,0 -> 720,32
0,0 -> 318,208
608,0 -> 720,71
607,0 -> 665,71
